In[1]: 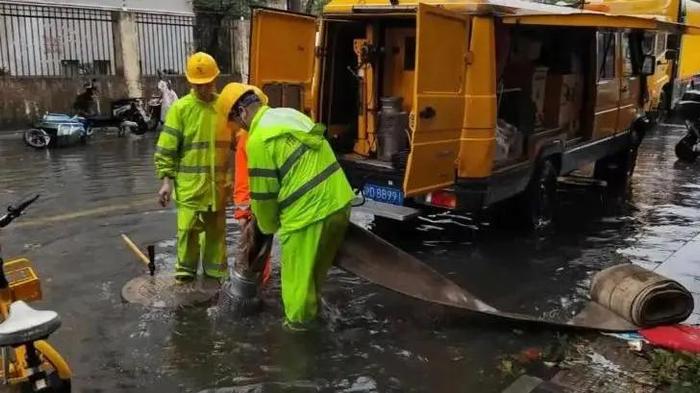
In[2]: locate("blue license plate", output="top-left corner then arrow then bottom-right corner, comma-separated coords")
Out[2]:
363,183 -> 404,206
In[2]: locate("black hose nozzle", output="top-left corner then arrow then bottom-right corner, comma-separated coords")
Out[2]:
147,245 -> 156,276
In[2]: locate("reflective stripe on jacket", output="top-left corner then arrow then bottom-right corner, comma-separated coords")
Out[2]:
246,106 -> 354,235
154,92 -> 233,211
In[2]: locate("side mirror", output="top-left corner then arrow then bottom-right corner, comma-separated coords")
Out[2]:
665,49 -> 679,61
642,54 -> 656,76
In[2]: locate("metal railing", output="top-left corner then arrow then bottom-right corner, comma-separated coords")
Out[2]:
0,2 -> 240,78
135,12 -> 195,76
0,2 -> 116,77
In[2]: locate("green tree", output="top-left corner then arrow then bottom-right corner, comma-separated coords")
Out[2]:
190,0 -> 268,73
304,0 -> 330,14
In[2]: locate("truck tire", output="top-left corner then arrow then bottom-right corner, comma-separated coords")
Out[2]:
654,85 -> 673,124
594,145 -> 638,197
653,90 -> 668,125
523,160 -> 558,230
493,159 -> 558,231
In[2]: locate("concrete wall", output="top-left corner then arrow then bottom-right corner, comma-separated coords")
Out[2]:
0,3 -> 260,130
0,74 -> 240,130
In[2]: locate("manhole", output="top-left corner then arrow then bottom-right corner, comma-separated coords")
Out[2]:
121,274 -> 220,308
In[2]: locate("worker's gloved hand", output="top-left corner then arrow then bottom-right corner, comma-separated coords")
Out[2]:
234,206 -> 251,228
158,178 -> 172,207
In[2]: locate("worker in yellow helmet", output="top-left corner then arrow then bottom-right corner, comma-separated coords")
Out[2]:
222,83 -> 354,331
214,83 -> 274,315
155,52 -> 233,282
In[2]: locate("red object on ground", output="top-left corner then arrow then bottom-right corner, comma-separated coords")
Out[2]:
518,347 -> 543,362
640,325 -> 700,353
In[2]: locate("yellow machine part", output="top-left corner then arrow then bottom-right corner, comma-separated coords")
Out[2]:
2,340 -> 72,383
680,1 -> 700,80
4,258 -> 41,303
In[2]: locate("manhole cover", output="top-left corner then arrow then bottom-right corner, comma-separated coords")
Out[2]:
122,274 -> 220,308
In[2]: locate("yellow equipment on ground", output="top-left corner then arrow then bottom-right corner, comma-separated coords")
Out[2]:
0,195 -> 71,390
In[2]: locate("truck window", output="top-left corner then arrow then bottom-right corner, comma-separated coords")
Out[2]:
597,32 -> 616,80
655,32 -> 667,57
622,33 -> 634,77
641,32 -> 655,56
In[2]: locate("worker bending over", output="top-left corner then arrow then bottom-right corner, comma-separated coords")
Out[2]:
225,83 -> 354,331
217,83 -> 272,287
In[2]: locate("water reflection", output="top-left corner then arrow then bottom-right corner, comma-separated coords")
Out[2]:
0,124 -> 698,392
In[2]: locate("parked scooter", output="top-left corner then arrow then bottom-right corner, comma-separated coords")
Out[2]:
674,90 -> 700,162
146,95 -> 162,130
111,99 -> 151,136
24,113 -> 90,149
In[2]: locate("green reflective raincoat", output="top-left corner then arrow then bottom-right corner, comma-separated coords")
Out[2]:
154,92 -> 234,279
247,107 -> 354,236
155,92 -> 233,211
247,106 -> 354,325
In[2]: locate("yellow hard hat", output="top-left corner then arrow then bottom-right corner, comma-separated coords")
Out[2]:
185,52 -> 220,84
216,82 -> 269,117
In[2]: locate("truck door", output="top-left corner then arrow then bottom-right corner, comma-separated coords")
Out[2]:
404,4 -> 470,196
618,31 -> 642,132
593,31 -> 620,139
647,32 -> 671,112
249,8 -> 317,116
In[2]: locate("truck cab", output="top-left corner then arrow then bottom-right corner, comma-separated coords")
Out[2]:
585,0 -> 700,120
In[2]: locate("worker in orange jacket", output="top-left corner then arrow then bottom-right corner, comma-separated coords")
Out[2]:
233,128 -> 272,286
218,83 -> 272,286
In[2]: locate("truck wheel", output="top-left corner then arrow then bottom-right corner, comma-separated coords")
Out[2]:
595,145 -> 638,197
657,87 -> 671,124
525,160 -> 558,230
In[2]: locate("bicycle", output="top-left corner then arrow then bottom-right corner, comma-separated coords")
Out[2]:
0,195 -> 71,392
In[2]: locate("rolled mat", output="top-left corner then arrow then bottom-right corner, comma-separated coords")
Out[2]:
335,223 -> 695,332
590,263 -> 694,327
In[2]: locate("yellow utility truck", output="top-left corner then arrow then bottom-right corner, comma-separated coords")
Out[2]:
248,0 -> 694,228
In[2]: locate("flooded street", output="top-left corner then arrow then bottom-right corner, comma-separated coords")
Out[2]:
1,123 -> 699,393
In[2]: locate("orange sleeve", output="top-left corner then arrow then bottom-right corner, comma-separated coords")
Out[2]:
233,131 -> 251,219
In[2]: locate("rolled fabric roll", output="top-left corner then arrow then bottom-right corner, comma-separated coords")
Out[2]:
590,264 -> 694,327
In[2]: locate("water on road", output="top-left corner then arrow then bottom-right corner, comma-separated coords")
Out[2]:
1,124 -> 698,392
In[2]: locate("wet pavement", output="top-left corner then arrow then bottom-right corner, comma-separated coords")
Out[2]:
0,123 -> 699,392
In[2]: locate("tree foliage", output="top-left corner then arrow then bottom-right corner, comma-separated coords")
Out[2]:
191,0 -> 270,19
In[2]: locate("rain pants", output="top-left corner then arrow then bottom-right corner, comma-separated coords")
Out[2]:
154,91 -> 233,279
247,106 -> 354,325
